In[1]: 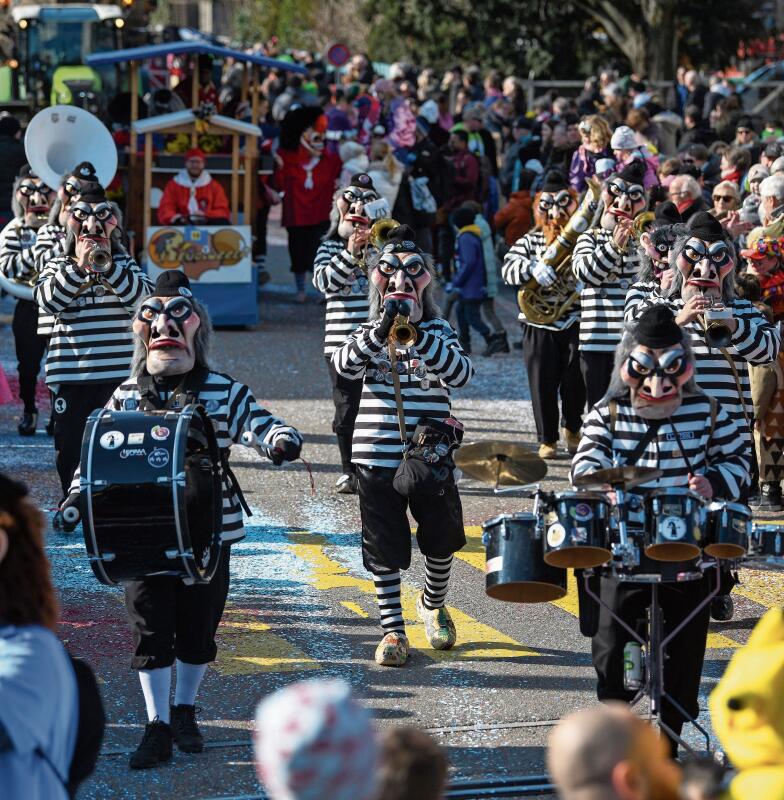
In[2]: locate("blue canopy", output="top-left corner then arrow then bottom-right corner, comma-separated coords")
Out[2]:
85,41 -> 308,75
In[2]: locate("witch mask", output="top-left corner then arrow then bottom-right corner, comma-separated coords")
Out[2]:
620,344 -> 693,420
371,242 -> 431,324
133,296 -> 201,376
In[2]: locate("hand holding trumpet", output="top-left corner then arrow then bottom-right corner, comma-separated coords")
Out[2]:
611,215 -> 634,253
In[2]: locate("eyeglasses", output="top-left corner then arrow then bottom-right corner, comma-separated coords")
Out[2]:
18,180 -> 49,196
713,195 -> 736,203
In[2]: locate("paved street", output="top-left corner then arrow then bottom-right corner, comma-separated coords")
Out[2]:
0,218 -> 781,799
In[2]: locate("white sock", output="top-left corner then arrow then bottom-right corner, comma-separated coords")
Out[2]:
174,660 -> 208,706
138,667 -> 172,723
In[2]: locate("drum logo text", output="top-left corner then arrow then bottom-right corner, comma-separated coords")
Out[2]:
100,431 -> 124,449
148,448 -> 170,468
120,448 -> 147,459
151,425 -> 171,441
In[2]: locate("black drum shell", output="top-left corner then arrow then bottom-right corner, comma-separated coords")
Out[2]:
644,489 -> 703,562
704,502 -> 750,559
756,526 -> 784,558
483,513 -> 567,603
543,492 -> 612,569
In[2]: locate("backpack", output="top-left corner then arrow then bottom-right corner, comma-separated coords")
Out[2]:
67,655 -> 105,797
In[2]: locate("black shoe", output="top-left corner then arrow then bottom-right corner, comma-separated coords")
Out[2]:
18,411 -> 37,436
129,719 -> 173,769
513,339 -> 523,350
710,595 -> 734,622
45,416 -> 55,436
482,333 -> 509,357
758,482 -> 783,513
52,509 -> 77,534
494,331 -> 510,353
170,704 -> 204,753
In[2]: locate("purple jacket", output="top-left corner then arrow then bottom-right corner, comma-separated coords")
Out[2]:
453,227 -> 487,301
569,146 -> 609,192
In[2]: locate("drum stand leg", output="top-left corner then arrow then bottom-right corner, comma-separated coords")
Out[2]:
583,565 -> 719,755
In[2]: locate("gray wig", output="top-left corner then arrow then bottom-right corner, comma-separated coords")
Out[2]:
603,319 -> 703,403
11,175 -> 52,224
635,223 -> 686,284
129,294 -> 213,377
665,229 -> 736,304
366,250 -> 442,321
322,183 -> 381,242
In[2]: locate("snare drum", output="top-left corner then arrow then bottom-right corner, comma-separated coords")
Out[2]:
482,513 -> 567,603
644,488 -> 704,562
751,525 -> 784,562
80,405 -> 223,586
543,492 -> 612,568
704,502 -> 751,559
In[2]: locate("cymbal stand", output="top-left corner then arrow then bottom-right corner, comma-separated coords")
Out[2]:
609,480 -> 637,567
583,559 -> 720,755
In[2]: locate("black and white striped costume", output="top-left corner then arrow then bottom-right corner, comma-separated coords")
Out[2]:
572,392 -> 749,498
70,370 -> 302,544
333,317 -> 472,635
572,228 -> 641,405
572,391 -> 749,745
502,230 -> 585,445
624,280 -> 658,322
34,253 -> 153,495
0,219 -> 47,418
630,295 -> 781,452
312,236 -> 370,478
32,223 -> 67,336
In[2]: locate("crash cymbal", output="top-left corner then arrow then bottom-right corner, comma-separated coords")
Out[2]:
573,465 -> 662,490
455,440 -> 548,486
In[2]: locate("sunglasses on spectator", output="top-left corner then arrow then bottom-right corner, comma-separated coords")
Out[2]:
713,194 -> 735,203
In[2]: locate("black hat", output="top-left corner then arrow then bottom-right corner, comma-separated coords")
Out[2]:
764,142 -> 782,159
617,159 -> 646,186
736,115 -> 755,131
279,105 -> 325,151
78,186 -> 107,204
654,200 -> 682,226
686,210 -> 725,242
453,206 -> 476,229
69,161 -> 98,182
154,270 -> 193,298
540,170 -> 568,193
17,164 -> 34,179
679,164 -> 702,180
349,173 -> 375,190
383,224 -> 422,254
634,305 -> 683,348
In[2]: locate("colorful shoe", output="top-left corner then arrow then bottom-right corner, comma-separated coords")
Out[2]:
562,428 -> 582,456
538,442 -> 558,459
374,632 -> 410,666
416,592 -> 456,650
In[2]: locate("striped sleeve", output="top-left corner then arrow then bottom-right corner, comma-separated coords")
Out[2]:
100,255 -> 154,310
416,321 -> 474,388
501,231 -> 540,285
704,401 -> 749,500
571,404 -> 614,480
332,322 -> 386,378
313,239 -> 357,293
730,302 -> 781,365
224,379 -> 303,448
572,230 -> 622,286
624,281 -> 657,321
33,256 -> 92,314
32,225 -> 66,273
0,224 -> 36,280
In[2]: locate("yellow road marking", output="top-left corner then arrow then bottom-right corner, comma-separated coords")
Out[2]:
463,527 -> 739,649
735,568 -> 784,609
214,608 -> 319,675
341,600 -> 369,617
289,531 -> 538,660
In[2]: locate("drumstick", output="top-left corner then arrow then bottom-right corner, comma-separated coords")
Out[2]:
63,506 -> 81,524
240,430 -> 276,459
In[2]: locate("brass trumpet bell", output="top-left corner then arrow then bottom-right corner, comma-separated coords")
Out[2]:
390,314 -> 417,347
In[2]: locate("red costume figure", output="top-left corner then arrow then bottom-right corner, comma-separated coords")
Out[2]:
275,106 -> 342,302
158,149 -> 230,226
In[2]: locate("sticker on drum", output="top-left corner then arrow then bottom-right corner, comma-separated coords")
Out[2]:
128,432 -> 144,445
659,516 -> 687,541
148,448 -> 170,468
545,511 -> 558,526
569,503 -> 594,522
732,518 -> 748,534
547,524 -> 566,548
486,556 -> 503,574
151,425 -> 170,441
100,431 -> 124,450
662,504 -> 681,516
573,527 -> 589,543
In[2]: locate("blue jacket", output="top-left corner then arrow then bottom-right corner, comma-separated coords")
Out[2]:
453,226 -> 487,301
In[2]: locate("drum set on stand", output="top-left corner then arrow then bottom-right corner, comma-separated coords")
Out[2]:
455,440 -> 784,753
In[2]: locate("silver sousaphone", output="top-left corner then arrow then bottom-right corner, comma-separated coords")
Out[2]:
0,106 -> 118,300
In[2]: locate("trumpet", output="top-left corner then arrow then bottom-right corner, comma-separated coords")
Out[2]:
390,314 -> 417,347
702,294 -> 733,348
359,217 -> 400,272
87,245 -> 112,273
615,209 -> 655,255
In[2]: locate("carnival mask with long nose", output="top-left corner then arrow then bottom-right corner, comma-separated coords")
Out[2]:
16,171 -> 54,229
675,212 -> 734,303
534,185 -> 577,245
600,161 -> 646,231
133,295 -> 201,376
336,174 -> 382,240
301,114 -> 328,156
640,227 -> 675,280
371,234 -> 431,324
67,196 -> 118,257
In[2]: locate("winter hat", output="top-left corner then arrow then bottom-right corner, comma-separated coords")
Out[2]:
68,161 -> 98,182
634,305 -> 683,348
153,270 -> 193,298
654,200 -> 682,227
610,125 -> 638,151
349,172 -> 375,191
749,163 -> 770,183
462,102 -> 485,122
771,156 -> 784,175
617,159 -> 646,186
595,157 -> 616,178
185,148 -> 206,161
254,679 -> 378,800
419,99 -> 439,125
539,170 -> 568,193
453,206 -> 477,229
740,194 -> 761,225
524,158 -> 544,174
736,115 -> 755,132
686,211 -> 725,242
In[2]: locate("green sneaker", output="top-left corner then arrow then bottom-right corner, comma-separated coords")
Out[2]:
416,592 -> 457,650
374,632 -> 410,666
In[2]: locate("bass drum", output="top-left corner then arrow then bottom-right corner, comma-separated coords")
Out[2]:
482,513 -> 567,603
81,405 -> 223,586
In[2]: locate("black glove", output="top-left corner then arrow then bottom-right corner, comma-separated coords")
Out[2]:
271,433 -> 301,466
377,298 -> 402,339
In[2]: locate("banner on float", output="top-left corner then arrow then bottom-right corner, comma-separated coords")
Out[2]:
145,225 -> 252,284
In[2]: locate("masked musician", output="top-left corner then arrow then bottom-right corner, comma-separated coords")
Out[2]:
624,201 -> 682,321
572,160 -> 646,406
332,225 -> 473,667
0,166 -> 55,436
572,304 -> 750,756
501,170 -> 584,459
63,271 -> 302,770
313,172 -> 384,494
34,186 -> 153,516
